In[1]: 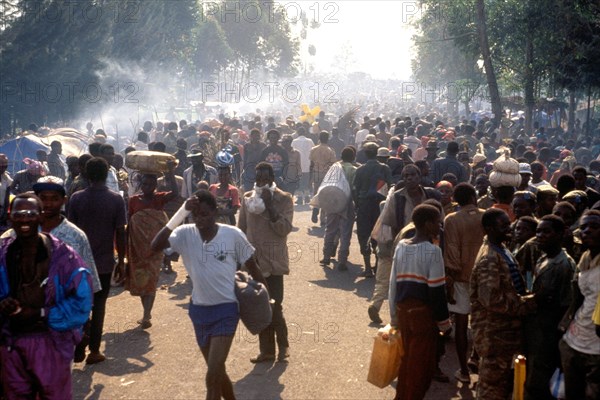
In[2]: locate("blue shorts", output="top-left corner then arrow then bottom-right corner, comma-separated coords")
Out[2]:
189,302 -> 239,348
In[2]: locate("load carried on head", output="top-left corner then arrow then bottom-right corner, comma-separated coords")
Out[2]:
125,151 -> 178,174
489,149 -> 521,188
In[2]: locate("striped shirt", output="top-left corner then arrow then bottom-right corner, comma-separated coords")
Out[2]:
389,240 -> 450,328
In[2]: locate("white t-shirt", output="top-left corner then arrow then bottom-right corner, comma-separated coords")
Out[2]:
169,223 -> 255,306
529,180 -> 550,189
106,166 -> 120,194
563,262 -> 600,355
404,135 -> 422,154
291,135 -> 314,173
355,129 -> 370,149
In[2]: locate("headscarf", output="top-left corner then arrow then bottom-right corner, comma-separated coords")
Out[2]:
23,158 -> 46,176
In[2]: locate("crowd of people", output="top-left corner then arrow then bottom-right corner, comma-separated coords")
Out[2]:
0,108 -> 599,399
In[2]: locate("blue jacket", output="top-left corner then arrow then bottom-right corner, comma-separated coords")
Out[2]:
0,234 -> 93,360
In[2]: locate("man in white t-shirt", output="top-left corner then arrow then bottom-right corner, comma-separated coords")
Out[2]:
403,129 -> 422,155
151,190 -> 266,400
291,127 -> 314,204
355,122 -> 371,150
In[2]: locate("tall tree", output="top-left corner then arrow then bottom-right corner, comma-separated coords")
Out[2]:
554,0 -> 600,134
475,0 -> 502,124
0,0 -> 301,133
412,0 -> 483,115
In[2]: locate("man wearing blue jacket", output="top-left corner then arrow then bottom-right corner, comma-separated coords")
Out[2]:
0,193 -> 93,399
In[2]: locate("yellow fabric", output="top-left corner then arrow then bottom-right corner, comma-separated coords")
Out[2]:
593,293 -> 600,325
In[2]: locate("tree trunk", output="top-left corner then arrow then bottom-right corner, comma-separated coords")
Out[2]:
524,33 -> 535,136
587,84 -> 592,135
476,0 -> 502,126
568,91 -> 576,135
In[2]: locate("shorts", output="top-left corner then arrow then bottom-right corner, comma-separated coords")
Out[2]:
448,281 -> 471,315
189,302 -> 239,348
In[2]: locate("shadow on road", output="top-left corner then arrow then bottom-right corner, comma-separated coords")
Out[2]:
158,268 -> 179,287
166,277 -> 192,303
73,328 -> 154,399
309,263 -> 375,300
307,227 -> 325,238
234,361 -> 288,399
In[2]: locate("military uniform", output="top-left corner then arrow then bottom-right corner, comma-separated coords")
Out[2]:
470,238 -> 537,400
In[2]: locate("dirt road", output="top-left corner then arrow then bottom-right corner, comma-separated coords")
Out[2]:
73,205 -> 477,399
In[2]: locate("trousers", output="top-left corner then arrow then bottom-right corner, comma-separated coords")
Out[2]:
371,254 -> 393,310
323,202 -> 355,264
477,352 -> 514,400
259,275 -> 289,355
524,319 -> 561,400
1,334 -> 72,400
356,200 -> 381,257
89,273 -> 112,352
560,338 -> 600,400
395,299 -> 437,400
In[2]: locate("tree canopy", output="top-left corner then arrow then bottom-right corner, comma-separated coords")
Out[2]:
411,0 -> 600,131
0,0 -> 300,133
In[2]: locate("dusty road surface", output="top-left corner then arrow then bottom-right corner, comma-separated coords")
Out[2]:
73,205 -> 478,399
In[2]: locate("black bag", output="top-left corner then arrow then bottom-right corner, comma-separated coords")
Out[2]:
234,271 -> 272,335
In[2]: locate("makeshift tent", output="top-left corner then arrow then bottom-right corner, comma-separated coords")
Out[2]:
0,136 -> 49,175
34,129 -> 89,157
0,129 -> 89,175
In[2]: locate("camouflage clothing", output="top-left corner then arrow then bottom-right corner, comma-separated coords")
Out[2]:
470,238 -> 537,400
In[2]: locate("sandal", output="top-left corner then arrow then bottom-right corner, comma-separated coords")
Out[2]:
137,319 -> 152,329
250,353 -> 275,363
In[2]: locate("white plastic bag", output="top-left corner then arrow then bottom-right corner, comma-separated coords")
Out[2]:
319,163 -> 351,196
311,163 -> 351,214
549,368 -> 565,399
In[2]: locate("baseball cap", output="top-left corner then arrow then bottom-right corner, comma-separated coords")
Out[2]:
563,190 -> 588,203
519,163 -> 532,175
187,148 -> 204,159
33,176 -> 65,196
377,148 -> 390,158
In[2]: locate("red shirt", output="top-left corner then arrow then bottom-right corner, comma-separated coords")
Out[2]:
128,192 -> 171,218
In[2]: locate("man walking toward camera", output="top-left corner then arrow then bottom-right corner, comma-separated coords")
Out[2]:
239,162 -> 294,363
0,193 -> 93,399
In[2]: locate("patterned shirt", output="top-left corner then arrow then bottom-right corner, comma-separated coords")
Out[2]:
51,219 -> 101,292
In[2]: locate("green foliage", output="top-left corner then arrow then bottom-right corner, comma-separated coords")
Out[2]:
0,0 -> 300,132
412,0 -> 600,113
554,0 -> 600,93
412,0 -> 483,108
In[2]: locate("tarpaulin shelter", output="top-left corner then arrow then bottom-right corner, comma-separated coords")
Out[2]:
0,136 -> 49,175
0,128 -> 89,175
35,128 -> 89,158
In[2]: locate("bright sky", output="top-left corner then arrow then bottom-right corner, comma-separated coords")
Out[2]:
292,1 -> 417,79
